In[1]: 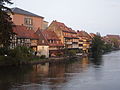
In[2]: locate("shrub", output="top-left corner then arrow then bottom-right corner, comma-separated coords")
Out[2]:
57,53 -> 63,57
68,50 -> 76,57
0,47 -> 8,55
0,46 -> 34,66
40,55 -> 46,59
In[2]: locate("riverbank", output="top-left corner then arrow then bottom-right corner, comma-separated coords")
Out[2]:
28,56 -> 83,65
0,54 -> 84,66
0,49 -> 119,67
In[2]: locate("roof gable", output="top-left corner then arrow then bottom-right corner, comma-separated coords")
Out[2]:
35,30 -> 49,45
42,30 -> 60,40
50,20 -> 76,34
77,31 -> 91,39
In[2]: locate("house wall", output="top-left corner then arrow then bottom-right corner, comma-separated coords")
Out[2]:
48,23 -> 64,44
42,21 -> 48,30
78,38 -> 91,53
37,45 -> 49,58
10,13 -> 43,31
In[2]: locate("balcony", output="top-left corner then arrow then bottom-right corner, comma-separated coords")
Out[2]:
66,42 -> 72,44
79,47 -> 83,49
79,42 -> 83,44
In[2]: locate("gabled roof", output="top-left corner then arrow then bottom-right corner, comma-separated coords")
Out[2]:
42,29 -> 60,40
42,29 -> 64,46
11,7 -> 44,18
77,30 -> 91,39
35,30 -> 49,45
89,33 -> 96,38
13,25 -> 39,39
51,20 -> 77,34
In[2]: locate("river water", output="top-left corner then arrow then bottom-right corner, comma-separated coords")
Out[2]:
0,51 -> 120,90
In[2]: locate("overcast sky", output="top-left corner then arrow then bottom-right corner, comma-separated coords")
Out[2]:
8,0 -> 120,36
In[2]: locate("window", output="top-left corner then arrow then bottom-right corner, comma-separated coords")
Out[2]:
42,40 -> 45,43
24,18 -> 33,25
27,27 -> 33,30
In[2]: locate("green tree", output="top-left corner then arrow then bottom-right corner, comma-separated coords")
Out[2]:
68,50 -> 76,57
103,43 -> 112,52
0,0 -> 14,48
91,33 -> 104,56
110,38 -> 119,49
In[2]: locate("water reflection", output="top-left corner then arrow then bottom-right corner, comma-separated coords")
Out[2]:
1,51 -> 120,90
90,56 -> 103,68
12,57 -> 91,90
0,65 -> 33,90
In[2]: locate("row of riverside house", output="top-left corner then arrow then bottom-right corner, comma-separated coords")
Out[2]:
8,7 -> 96,57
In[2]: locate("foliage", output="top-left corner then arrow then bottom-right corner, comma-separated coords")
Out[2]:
0,0 -> 14,48
62,48 -> 77,57
0,46 -> 34,66
9,46 -> 33,59
56,53 -> 63,57
91,33 -> 104,56
0,47 -> 8,55
68,50 -> 76,57
110,38 -> 119,48
40,55 -> 46,59
103,43 -> 112,53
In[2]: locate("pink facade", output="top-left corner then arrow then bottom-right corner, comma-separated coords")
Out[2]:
10,13 -> 43,31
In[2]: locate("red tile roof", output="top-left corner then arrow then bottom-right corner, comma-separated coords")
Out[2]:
13,25 -> 39,39
35,29 -> 49,45
89,33 -> 96,38
52,20 -> 77,34
77,30 -> 91,39
42,29 -> 60,40
42,29 -> 64,47
107,35 -> 120,40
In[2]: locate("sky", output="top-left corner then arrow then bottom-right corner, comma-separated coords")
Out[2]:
8,0 -> 120,36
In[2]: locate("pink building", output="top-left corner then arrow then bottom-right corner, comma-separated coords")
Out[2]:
9,7 -> 47,31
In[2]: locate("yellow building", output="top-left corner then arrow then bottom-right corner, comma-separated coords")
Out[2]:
77,30 -> 92,53
48,20 -> 79,50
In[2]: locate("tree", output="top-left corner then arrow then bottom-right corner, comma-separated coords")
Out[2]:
0,0 -> 14,48
110,38 -> 119,49
91,33 -> 104,56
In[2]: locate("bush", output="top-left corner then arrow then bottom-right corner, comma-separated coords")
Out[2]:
57,53 -> 63,57
0,47 -> 8,55
0,46 -> 34,66
68,50 -> 76,57
40,55 -> 46,59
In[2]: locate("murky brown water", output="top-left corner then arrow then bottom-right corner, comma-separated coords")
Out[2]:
0,50 -> 120,90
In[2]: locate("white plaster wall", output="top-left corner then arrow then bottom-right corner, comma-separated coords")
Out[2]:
37,45 -> 49,58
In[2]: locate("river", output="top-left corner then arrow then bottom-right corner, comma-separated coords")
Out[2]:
0,50 -> 120,90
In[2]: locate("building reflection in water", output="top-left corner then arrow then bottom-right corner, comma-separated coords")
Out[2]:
28,57 -> 90,86
81,56 -> 89,69
33,63 -> 49,75
29,63 -> 49,83
11,56 -> 100,90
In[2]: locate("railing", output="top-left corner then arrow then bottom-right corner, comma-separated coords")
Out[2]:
66,42 -> 72,44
